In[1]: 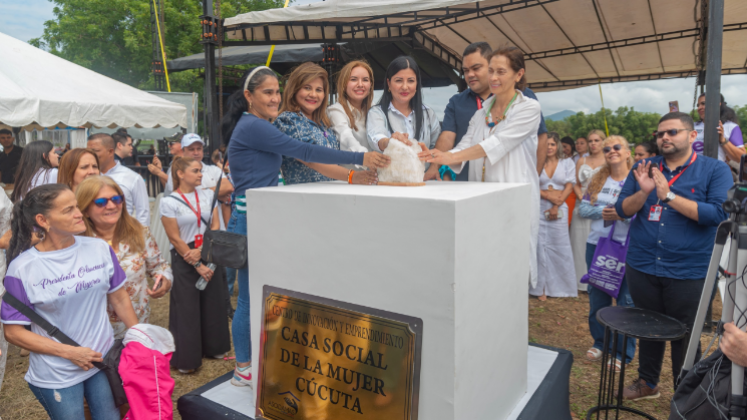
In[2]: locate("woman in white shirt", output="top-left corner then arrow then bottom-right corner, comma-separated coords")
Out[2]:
11,140 -> 60,202
577,135 -> 634,368
1,184 -> 138,420
160,156 -> 230,374
693,92 -> 745,162
328,61 -> 374,155
421,46 -> 542,287
367,56 -> 441,164
530,133 -> 577,300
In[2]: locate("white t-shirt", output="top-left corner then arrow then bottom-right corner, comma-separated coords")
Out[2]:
30,168 -> 58,190
693,120 -> 744,162
163,163 -> 224,196
586,176 -> 630,245
0,237 -> 126,388
159,188 -> 215,248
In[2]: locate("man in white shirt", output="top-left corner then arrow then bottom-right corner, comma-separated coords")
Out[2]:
163,134 -> 233,202
87,133 -> 151,226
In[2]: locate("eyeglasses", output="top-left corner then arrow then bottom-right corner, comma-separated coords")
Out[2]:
602,144 -> 623,154
655,128 -> 689,139
93,195 -> 124,208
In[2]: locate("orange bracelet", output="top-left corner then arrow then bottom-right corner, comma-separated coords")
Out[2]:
348,169 -> 355,184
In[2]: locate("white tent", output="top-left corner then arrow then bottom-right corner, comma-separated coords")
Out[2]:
0,32 -> 188,130
223,0 -> 747,92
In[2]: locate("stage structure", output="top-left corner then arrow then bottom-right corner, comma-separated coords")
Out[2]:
200,0 -> 743,160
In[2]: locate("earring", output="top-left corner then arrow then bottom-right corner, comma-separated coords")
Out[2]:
249,102 -> 253,109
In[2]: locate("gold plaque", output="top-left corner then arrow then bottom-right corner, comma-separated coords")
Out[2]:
256,287 -> 423,420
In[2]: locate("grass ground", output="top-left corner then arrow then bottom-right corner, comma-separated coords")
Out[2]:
0,290 -> 724,419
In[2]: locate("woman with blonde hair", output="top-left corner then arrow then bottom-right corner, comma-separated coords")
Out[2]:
328,60 -> 375,154
58,148 -> 101,192
570,129 -> 607,291
274,62 -> 377,185
530,132 -> 577,300
77,176 -> 172,339
577,135 -> 635,369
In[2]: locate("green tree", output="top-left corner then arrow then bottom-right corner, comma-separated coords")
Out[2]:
546,107 -> 661,145
29,0 -> 288,91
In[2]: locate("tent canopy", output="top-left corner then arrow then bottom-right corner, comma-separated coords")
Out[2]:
223,0 -> 747,92
168,42 -> 461,89
0,32 -> 188,130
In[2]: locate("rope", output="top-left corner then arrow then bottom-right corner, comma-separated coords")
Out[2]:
152,0 -> 171,92
265,0 -> 291,66
598,79 -> 610,137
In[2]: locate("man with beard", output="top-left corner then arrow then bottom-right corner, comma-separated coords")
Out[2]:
616,112 -> 733,400
424,42 -> 548,180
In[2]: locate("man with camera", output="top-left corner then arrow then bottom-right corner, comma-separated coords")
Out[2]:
615,112 -> 733,400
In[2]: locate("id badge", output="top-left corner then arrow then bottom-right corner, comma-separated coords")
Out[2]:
194,234 -> 203,247
648,205 -> 663,222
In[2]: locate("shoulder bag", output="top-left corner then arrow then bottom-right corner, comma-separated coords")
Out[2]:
2,292 -> 128,407
200,163 -> 248,269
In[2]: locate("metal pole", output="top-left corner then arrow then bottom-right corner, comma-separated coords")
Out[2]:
703,0 -> 724,159
202,0 -> 218,155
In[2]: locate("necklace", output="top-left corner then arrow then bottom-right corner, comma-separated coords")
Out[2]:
484,91 -> 518,128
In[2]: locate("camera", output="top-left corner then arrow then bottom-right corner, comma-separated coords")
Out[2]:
723,154 -> 747,216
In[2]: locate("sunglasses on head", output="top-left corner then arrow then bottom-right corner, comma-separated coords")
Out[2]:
655,128 -> 689,139
93,195 -> 124,208
603,144 -> 623,154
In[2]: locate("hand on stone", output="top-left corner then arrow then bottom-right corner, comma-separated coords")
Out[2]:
419,149 -> 455,166
390,132 -> 412,146
352,170 -> 378,185
363,152 -> 391,169
424,164 -> 442,181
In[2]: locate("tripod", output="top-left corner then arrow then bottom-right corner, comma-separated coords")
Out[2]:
680,185 -> 747,420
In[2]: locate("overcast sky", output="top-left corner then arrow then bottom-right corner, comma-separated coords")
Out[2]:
5,0 -> 747,120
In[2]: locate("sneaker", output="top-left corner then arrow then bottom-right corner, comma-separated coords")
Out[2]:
178,368 -> 196,374
623,378 -> 660,401
231,366 -> 253,387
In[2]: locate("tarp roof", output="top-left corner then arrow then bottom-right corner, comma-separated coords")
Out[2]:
0,32 -> 188,130
223,0 -> 747,92
168,42 -> 461,89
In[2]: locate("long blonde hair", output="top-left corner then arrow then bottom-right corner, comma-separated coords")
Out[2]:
280,62 -> 331,127
76,176 -> 145,253
170,156 -> 199,192
545,132 -> 565,161
335,60 -> 374,131
585,135 -> 633,204
588,129 -> 607,142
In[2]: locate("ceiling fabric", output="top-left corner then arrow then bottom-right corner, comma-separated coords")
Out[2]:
223,0 -> 747,92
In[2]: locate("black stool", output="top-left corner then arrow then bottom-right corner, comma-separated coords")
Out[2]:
587,306 -> 687,420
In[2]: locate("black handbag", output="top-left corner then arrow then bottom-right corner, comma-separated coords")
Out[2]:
2,292 -> 128,407
200,163 -> 248,269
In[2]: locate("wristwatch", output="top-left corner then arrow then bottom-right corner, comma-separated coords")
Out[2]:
720,138 -> 728,145
193,260 -> 202,268
662,191 -> 676,203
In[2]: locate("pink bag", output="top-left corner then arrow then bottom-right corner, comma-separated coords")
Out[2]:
119,326 -> 175,420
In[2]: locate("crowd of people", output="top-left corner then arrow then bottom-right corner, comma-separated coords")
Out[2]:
0,37 -> 745,419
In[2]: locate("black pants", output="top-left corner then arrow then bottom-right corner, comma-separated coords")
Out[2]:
169,248 -> 231,370
626,265 -> 705,388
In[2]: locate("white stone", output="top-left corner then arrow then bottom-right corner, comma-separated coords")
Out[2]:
246,182 -> 531,420
377,138 -> 425,183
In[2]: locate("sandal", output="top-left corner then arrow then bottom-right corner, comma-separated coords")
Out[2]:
586,348 -> 602,361
607,358 -> 622,372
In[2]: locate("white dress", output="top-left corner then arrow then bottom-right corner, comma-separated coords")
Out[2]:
570,157 -> 602,291
450,91 -> 542,287
530,159 -> 578,297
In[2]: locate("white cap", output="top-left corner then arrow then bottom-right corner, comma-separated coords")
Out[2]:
181,133 -> 204,148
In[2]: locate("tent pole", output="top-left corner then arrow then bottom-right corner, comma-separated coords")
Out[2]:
202,0 -> 219,156
703,0 -> 723,160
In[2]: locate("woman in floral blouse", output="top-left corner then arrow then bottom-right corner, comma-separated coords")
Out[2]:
274,62 -> 378,185
76,176 -> 172,338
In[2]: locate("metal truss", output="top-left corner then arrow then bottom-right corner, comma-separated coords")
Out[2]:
525,21 -> 747,61
528,67 -> 747,91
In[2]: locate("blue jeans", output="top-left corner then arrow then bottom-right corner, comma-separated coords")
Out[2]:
28,370 -> 119,420
226,267 -> 237,297
227,209 -> 251,364
586,243 -> 636,364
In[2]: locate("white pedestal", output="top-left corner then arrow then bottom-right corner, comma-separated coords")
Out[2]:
247,182 -> 531,420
